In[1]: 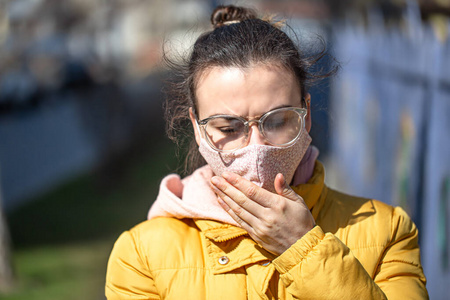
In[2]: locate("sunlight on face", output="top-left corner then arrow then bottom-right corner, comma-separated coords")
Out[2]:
195,64 -> 302,120
191,64 -> 308,146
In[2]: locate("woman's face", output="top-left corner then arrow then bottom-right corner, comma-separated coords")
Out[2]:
190,64 -> 311,146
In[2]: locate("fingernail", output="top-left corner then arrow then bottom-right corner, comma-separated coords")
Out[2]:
277,173 -> 286,185
211,176 -> 220,186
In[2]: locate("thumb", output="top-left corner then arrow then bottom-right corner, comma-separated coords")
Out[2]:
274,173 -> 300,201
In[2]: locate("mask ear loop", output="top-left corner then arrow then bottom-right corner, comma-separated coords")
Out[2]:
194,119 -> 201,137
194,117 -> 208,145
301,97 -> 308,108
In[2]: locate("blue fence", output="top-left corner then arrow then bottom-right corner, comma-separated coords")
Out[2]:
329,6 -> 450,299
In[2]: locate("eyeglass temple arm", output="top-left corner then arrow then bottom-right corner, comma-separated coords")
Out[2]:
301,97 -> 307,108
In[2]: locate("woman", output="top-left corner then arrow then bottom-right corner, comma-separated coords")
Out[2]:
106,5 -> 428,299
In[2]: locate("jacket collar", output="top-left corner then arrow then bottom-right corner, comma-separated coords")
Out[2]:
195,219 -> 275,274
195,219 -> 248,242
291,160 -> 328,220
193,161 -> 328,274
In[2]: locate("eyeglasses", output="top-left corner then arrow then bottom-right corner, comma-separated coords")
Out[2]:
196,106 -> 307,152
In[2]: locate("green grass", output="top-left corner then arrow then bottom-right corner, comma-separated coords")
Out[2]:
6,241 -> 111,300
2,138 -> 180,300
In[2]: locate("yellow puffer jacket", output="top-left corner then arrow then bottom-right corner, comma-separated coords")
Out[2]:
105,162 -> 428,299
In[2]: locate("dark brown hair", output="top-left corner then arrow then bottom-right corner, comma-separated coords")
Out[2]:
164,5 -> 337,175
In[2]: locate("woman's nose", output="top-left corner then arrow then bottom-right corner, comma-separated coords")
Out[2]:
247,124 -> 269,146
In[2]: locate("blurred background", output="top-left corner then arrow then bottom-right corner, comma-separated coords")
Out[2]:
0,0 -> 448,299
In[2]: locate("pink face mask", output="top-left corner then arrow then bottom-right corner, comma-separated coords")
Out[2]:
198,130 -> 312,193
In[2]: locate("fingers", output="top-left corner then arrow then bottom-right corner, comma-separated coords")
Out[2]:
274,173 -> 302,201
211,171 -> 315,255
220,172 -> 272,207
211,177 -> 261,226
215,191 -> 254,230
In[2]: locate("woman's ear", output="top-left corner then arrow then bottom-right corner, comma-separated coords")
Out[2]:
305,93 -> 312,133
189,107 -> 201,146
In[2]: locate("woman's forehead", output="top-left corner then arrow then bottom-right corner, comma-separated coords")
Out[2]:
195,65 -> 301,119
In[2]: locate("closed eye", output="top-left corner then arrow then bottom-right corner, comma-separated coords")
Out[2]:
219,127 -> 238,134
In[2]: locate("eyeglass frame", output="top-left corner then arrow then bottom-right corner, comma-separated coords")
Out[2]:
195,104 -> 308,153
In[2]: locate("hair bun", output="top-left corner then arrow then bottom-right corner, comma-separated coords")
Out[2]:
211,5 -> 257,29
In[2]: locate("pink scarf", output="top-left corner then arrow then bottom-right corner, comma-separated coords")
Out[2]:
148,146 -> 319,226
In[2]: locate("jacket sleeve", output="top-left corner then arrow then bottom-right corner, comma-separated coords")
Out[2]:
105,231 -> 160,300
374,207 -> 428,299
271,207 -> 428,299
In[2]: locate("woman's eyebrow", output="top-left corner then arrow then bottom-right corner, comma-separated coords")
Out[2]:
204,113 -> 241,119
259,105 -> 295,115
272,104 -> 294,110
205,105 -> 296,119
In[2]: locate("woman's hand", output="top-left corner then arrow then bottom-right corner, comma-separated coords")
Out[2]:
211,172 -> 315,256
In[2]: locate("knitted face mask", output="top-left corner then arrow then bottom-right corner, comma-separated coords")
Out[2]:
198,129 -> 312,193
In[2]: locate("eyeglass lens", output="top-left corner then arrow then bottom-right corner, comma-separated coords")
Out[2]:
204,109 -> 303,151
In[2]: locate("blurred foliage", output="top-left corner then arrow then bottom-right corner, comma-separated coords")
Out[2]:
3,137 -> 180,299
5,242 -> 109,300
7,137 -> 179,247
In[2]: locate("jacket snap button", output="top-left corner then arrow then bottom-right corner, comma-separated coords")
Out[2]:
218,256 -> 229,265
